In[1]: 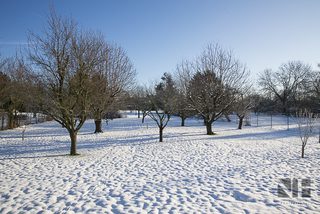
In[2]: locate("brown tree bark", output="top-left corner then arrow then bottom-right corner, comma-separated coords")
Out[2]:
94,119 -> 103,133
7,110 -> 18,129
206,121 -> 213,135
69,130 -> 78,155
238,116 -> 245,129
301,144 -> 305,158
181,117 -> 185,126
159,127 -> 163,142
1,112 -> 4,130
142,112 -> 147,123
180,111 -> 186,126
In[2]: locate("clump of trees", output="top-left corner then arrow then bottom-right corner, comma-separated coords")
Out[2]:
0,54 -> 33,129
174,43 -> 251,134
137,43 -> 252,135
256,61 -> 320,159
258,61 -> 312,114
0,6 -> 136,155
89,43 -> 136,133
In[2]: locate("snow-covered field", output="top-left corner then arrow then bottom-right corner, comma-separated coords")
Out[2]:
0,113 -> 319,213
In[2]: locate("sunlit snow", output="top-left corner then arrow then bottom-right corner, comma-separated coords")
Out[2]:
0,112 -> 319,213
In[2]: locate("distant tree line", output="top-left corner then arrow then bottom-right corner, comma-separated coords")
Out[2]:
130,44 -> 318,140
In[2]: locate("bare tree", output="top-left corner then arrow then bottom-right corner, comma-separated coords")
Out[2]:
309,65 -> 320,110
174,60 -> 195,126
145,73 -> 177,142
294,109 -> 318,158
27,7 -> 104,155
231,86 -> 256,129
234,95 -> 254,129
132,85 -> 148,120
258,61 -> 312,114
187,43 -> 250,135
90,43 -> 136,133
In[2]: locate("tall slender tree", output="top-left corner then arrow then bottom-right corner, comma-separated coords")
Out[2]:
146,73 -> 177,142
294,109 -> 318,158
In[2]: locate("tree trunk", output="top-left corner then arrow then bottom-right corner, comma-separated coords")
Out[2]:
142,113 -> 146,123
7,110 -> 16,129
159,127 -> 163,142
94,119 -> 103,133
138,109 -> 140,118
206,121 -> 213,135
238,116 -> 244,129
301,144 -> 305,158
282,106 -> 287,114
14,110 -> 19,127
69,130 -> 78,155
1,112 -> 4,130
181,116 -> 186,126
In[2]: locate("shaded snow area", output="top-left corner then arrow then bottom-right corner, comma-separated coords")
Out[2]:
0,113 -> 320,213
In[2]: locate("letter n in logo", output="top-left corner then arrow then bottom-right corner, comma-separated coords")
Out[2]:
278,178 -> 311,198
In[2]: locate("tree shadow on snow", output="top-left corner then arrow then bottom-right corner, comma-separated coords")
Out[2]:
210,126 -> 301,141
0,153 -> 70,160
78,135 -> 162,150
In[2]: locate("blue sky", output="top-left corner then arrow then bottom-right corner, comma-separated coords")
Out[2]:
1,0 -> 320,84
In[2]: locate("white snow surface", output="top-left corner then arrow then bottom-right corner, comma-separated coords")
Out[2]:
0,112 -> 320,213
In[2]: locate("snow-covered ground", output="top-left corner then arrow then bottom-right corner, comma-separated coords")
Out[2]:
0,112 -> 319,213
